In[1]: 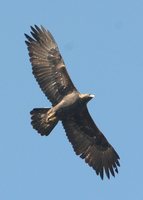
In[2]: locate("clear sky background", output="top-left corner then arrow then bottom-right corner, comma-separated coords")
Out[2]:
0,0 -> 143,199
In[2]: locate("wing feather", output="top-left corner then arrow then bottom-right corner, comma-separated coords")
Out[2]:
25,25 -> 77,105
62,106 -> 120,179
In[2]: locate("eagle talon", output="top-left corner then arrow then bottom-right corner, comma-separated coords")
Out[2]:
48,116 -> 57,122
47,110 -> 56,122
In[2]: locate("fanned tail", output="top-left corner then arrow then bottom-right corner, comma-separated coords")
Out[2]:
30,108 -> 58,136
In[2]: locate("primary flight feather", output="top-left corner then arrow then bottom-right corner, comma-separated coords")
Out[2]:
25,25 -> 120,179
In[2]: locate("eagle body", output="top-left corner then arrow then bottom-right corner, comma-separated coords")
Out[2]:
25,25 -> 120,180
53,92 -> 93,118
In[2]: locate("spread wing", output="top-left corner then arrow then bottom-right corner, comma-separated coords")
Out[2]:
25,25 -> 77,106
62,106 -> 120,179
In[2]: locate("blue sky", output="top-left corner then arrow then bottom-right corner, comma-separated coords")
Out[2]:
1,0 -> 143,199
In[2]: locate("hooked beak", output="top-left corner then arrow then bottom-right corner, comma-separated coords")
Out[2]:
89,94 -> 95,98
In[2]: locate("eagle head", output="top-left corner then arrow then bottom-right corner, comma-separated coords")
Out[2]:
79,93 -> 95,104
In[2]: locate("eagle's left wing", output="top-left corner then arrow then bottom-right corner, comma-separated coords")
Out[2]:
62,106 -> 120,179
25,25 -> 78,106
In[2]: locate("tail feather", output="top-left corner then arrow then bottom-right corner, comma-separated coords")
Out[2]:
30,108 -> 58,136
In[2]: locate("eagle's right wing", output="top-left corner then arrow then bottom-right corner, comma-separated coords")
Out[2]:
25,25 -> 78,106
62,106 -> 120,179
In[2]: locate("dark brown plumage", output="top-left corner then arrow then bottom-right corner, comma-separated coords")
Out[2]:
25,25 -> 120,179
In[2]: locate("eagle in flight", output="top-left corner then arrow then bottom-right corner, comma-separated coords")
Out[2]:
25,25 -> 120,180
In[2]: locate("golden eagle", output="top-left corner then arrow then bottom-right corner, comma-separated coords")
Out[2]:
25,25 -> 120,179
